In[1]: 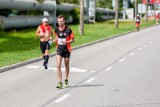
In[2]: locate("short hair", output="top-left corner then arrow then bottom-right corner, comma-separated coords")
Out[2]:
58,14 -> 65,20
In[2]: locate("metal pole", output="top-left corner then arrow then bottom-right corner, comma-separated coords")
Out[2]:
154,1 -> 156,21
146,1 -> 148,23
135,0 -> 137,18
123,0 -> 126,19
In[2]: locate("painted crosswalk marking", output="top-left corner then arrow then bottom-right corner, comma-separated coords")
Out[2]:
25,65 -> 41,69
26,66 -> 87,72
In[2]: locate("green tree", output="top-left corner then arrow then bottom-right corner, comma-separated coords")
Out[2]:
96,0 -> 124,10
96,0 -> 113,9
36,0 -> 44,3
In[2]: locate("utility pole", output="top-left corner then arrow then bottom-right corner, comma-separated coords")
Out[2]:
79,0 -> 84,35
135,0 -> 137,17
146,0 -> 148,23
115,0 -> 119,28
123,0 -> 126,19
154,1 -> 156,21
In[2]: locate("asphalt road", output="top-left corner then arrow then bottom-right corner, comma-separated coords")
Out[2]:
1,26 -> 160,107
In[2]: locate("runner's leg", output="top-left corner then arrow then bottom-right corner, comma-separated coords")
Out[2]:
56,55 -> 63,82
64,57 -> 70,80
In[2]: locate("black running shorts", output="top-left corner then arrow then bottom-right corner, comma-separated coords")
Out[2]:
40,41 -> 50,54
57,45 -> 70,58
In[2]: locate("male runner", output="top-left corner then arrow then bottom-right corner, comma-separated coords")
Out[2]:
36,18 -> 53,69
53,15 -> 74,88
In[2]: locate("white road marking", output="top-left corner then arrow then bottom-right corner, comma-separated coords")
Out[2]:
144,44 -> 148,47
25,66 -> 41,69
41,67 -> 87,72
26,65 -> 88,73
105,66 -> 113,71
149,41 -> 152,44
54,94 -> 70,103
119,58 -> 125,62
130,52 -> 135,55
137,48 -> 142,51
85,77 -> 96,83
90,71 -> 96,72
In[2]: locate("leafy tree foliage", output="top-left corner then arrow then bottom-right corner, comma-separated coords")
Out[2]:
36,0 -> 44,3
96,0 -> 113,9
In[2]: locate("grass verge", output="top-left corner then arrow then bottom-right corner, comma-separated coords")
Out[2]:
0,19 -> 155,67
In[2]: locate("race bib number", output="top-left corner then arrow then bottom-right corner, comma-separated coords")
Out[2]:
58,38 -> 66,45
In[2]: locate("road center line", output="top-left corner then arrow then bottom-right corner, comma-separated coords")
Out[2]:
54,94 -> 70,103
144,44 -> 148,47
119,58 -> 125,62
25,65 -> 41,69
85,77 -> 96,83
90,71 -> 96,72
137,48 -> 142,51
105,66 -> 113,71
130,52 -> 135,55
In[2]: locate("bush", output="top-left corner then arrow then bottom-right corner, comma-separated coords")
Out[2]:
56,7 -> 80,24
0,20 -> 4,32
70,7 -> 80,24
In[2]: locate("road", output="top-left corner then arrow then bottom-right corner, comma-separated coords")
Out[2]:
1,26 -> 160,107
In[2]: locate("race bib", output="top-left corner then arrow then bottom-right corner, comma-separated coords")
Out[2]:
58,38 -> 66,45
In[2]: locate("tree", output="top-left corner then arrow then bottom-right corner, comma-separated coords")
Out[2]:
96,0 -> 113,9
36,0 -> 44,3
79,0 -> 84,35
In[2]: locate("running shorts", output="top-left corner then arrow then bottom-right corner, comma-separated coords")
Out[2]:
57,45 -> 70,58
40,41 -> 50,54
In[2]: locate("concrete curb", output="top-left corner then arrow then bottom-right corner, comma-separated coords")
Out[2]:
0,25 -> 154,73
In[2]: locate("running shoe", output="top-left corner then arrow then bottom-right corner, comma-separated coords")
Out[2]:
44,64 -> 48,69
56,82 -> 63,89
64,79 -> 69,88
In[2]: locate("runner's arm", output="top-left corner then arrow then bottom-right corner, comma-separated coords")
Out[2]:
36,26 -> 45,37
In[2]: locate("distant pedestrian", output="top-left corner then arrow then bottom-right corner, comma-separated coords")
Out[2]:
53,15 -> 74,89
36,18 -> 53,69
135,14 -> 141,31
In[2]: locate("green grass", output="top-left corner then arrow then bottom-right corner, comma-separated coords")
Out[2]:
0,19 -> 155,67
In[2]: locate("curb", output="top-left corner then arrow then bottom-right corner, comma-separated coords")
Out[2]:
0,25 -> 154,73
